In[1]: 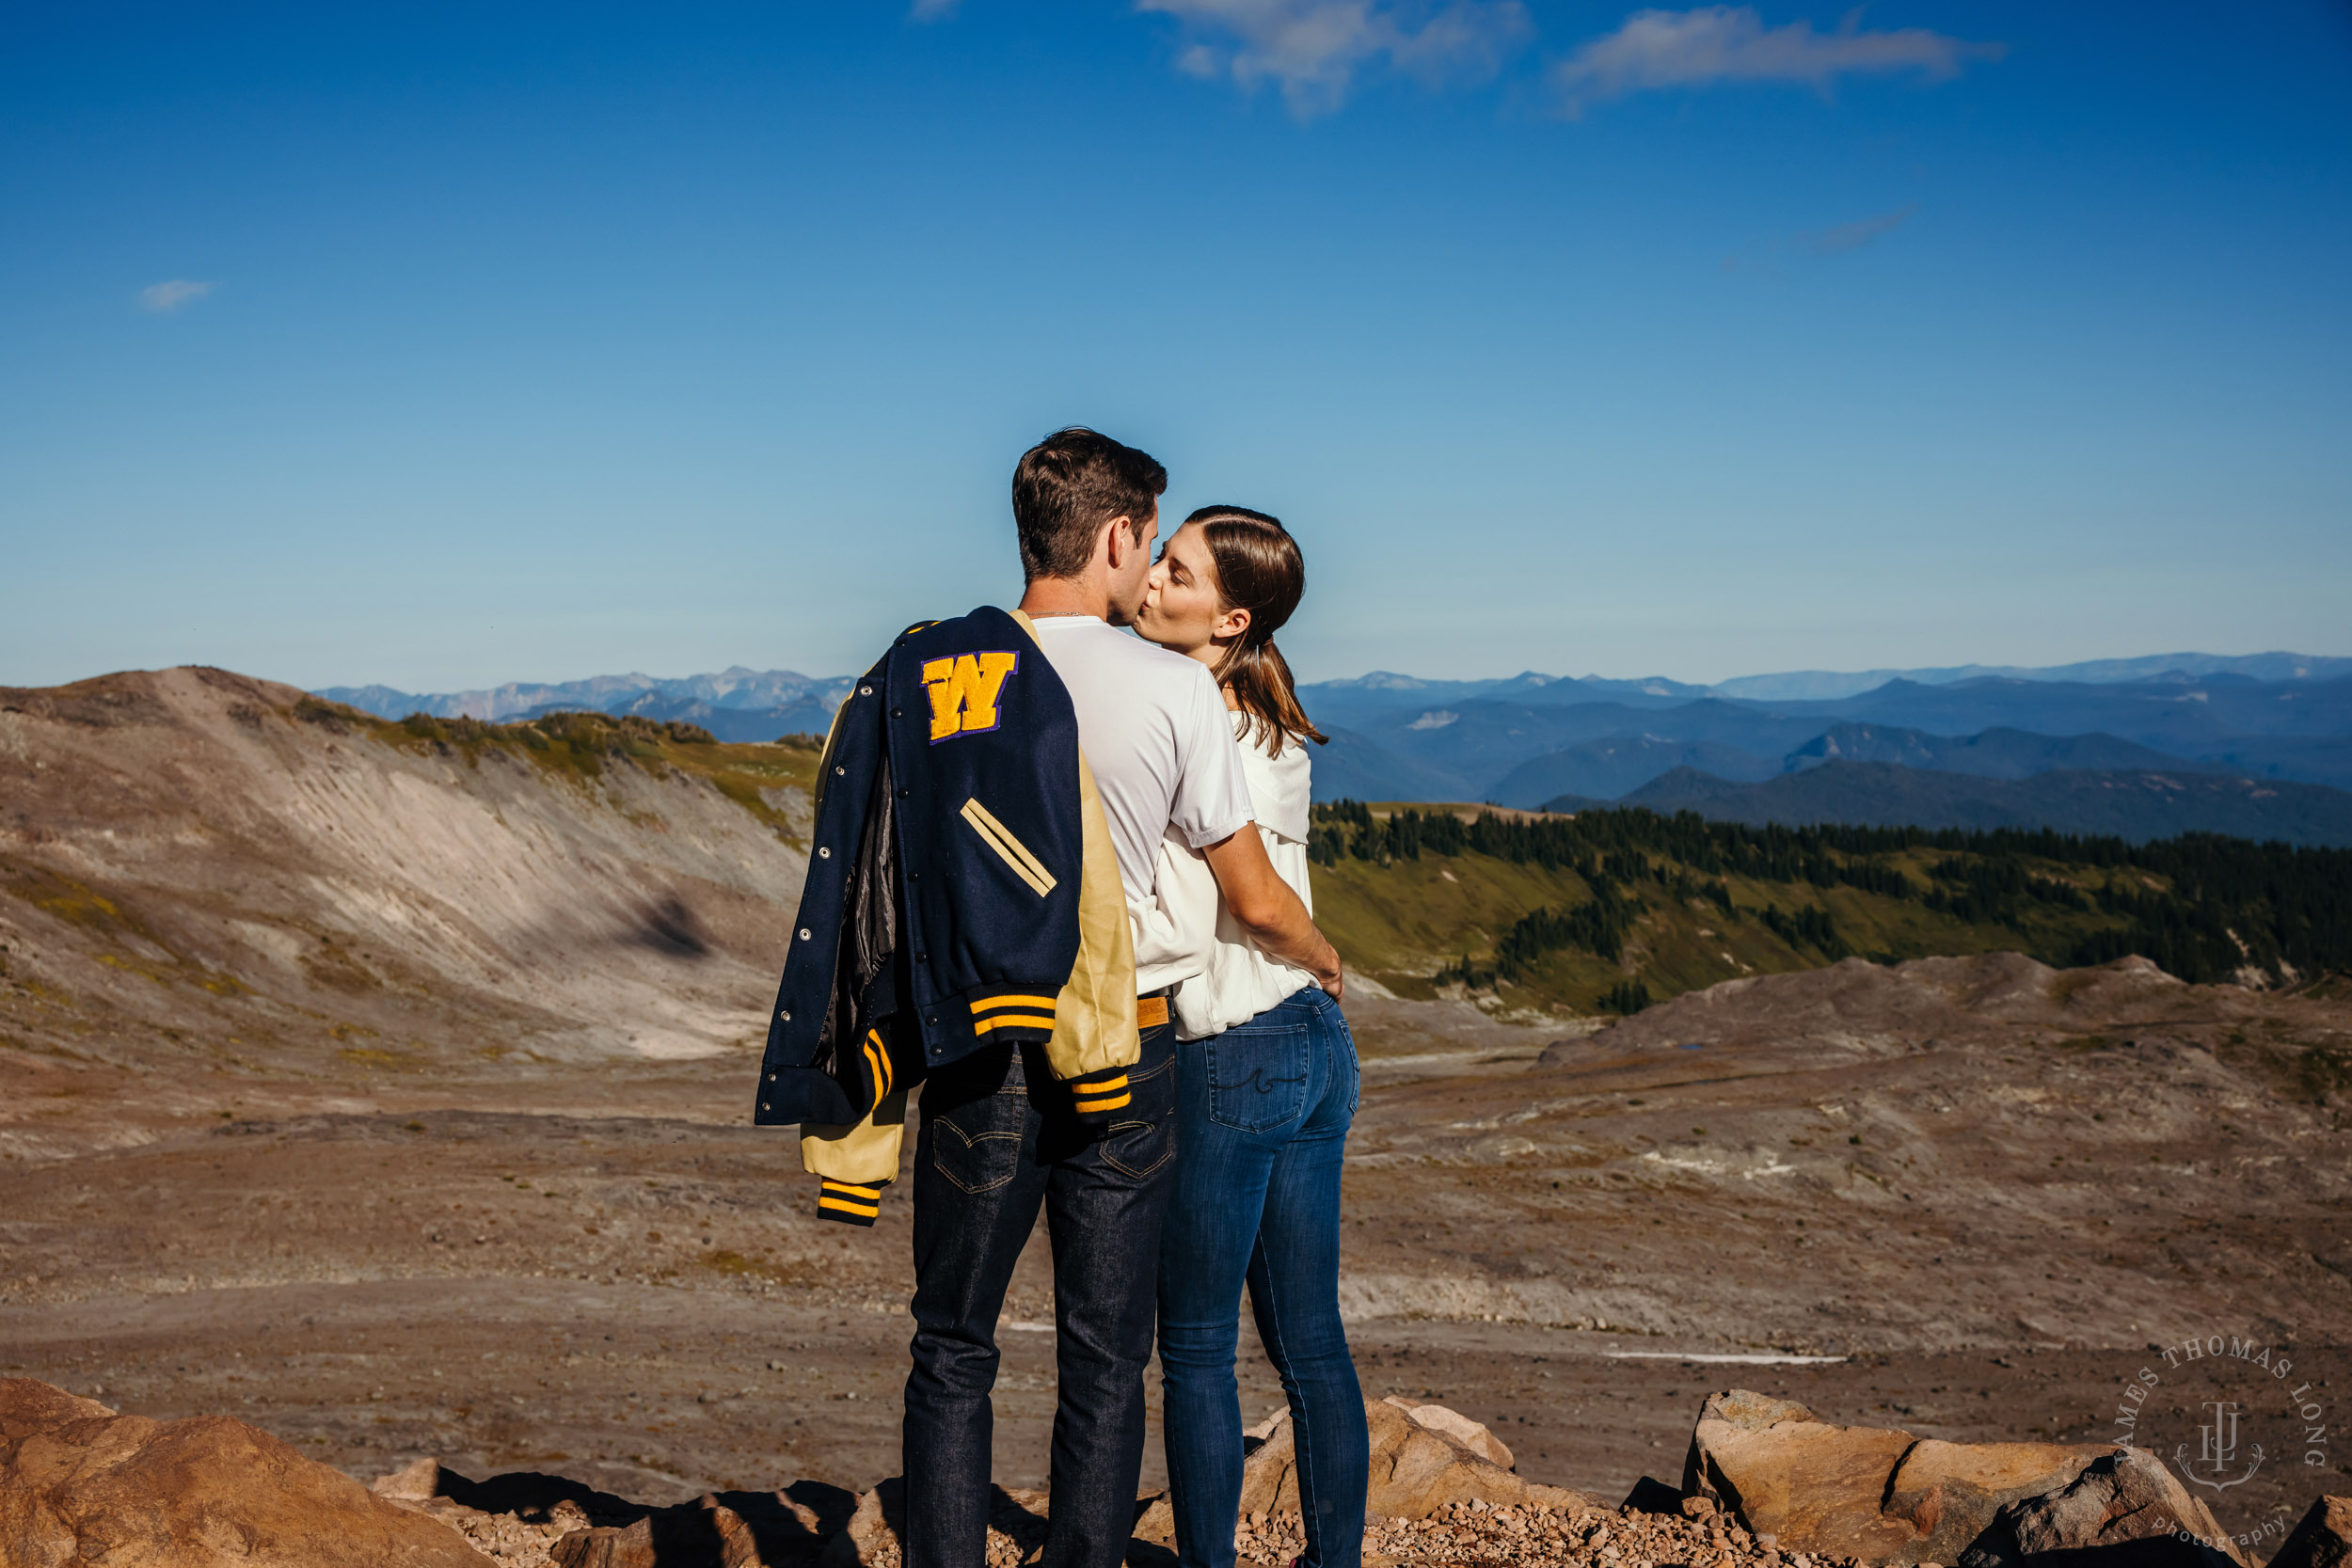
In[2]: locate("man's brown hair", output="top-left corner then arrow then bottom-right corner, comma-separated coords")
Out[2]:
1011,427 -> 1168,581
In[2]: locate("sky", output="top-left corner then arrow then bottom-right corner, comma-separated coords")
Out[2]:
3,0 -> 2349,691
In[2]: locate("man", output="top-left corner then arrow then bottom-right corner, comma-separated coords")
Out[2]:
902,428 -> 1343,1568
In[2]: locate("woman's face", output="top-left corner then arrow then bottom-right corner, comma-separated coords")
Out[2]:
1135,522 -> 1249,661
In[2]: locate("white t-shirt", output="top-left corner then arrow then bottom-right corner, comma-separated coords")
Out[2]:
1151,714 -> 1319,1039
1025,615 -> 1256,939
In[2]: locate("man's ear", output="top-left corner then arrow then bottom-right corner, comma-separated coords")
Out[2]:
1102,515 -> 1136,569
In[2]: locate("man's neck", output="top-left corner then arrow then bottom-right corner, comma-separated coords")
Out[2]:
1018,576 -> 1110,621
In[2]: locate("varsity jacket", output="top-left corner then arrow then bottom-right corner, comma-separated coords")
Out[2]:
752,607 -> 1138,1225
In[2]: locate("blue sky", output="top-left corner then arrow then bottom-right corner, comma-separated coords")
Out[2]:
3,1 -> 2348,690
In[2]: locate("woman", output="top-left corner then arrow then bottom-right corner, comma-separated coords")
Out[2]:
1133,505 -> 1368,1568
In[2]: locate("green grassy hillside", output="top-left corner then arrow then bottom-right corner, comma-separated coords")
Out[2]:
293,697 -> 824,841
1305,800 -> 2350,1016
273,705 -> 2352,1022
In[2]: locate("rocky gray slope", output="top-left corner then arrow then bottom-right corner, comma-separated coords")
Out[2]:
0,666 -> 810,1089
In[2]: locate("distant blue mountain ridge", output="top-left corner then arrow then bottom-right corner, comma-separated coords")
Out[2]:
318,666 -> 857,744
316,651 -> 2352,845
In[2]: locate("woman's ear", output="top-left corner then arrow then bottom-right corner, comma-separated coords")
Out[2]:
1218,605 -> 1253,641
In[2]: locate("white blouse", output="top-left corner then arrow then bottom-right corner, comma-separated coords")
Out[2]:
1130,709 -> 1319,1041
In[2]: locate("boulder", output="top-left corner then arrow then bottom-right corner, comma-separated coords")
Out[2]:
0,1377 -> 492,1568
1682,1388 -> 2117,1565
2270,1497 -> 2352,1568
1960,1449 -> 2252,1568
1880,1437 -> 2137,1565
1382,1395 -> 1516,1470
1189,1398 -> 1599,1526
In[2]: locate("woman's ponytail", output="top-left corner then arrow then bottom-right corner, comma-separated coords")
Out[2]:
1187,507 -> 1327,756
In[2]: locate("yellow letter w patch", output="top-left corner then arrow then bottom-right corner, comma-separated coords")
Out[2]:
921,651 -> 1019,742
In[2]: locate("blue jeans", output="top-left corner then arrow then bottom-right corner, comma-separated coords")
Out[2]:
903,1021 -> 1177,1568
1158,986 -> 1366,1568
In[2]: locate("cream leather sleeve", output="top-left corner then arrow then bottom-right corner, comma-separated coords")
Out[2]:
1044,748 -> 1140,1082
799,1090 -> 908,1184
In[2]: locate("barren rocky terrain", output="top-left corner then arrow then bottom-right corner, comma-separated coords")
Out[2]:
3,669 -> 2348,1559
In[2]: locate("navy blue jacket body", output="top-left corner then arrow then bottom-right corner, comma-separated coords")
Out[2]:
753,606 -> 1086,1131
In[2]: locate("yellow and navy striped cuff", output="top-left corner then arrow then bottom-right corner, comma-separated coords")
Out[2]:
969,991 -> 1058,1040
816,1179 -> 886,1227
1066,1070 -> 1131,1116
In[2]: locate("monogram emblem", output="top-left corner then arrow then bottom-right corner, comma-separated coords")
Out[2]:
921,652 -> 1019,742
2176,1399 -> 2265,1491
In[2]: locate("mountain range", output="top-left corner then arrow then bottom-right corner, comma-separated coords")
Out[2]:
318,651 -> 2352,846
319,666 -> 855,744
1599,762 -> 2352,848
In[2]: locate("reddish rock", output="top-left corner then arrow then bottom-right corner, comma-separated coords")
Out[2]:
1383,1395 -> 1517,1470
0,1377 -> 492,1567
1132,1397 -> 1599,1538
1961,1449 -> 2253,1568
2269,1497 -> 2352,1568
1682,1388 -> 2116,1565
1881,1436 -> 2125,1565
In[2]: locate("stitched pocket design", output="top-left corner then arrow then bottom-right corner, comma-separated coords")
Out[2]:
1100,1054 -> 1177,1180
1204,1019 -> 1311,1133
930,1103 -> 1024,1195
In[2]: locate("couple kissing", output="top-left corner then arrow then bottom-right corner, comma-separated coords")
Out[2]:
755,426 -> 1368,1568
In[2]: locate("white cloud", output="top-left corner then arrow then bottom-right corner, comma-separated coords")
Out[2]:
138,279 -> 214,313
1139,0 -> 1533,116
909,0 -> 961,20
1805,202 -> 1916,254
1553,7 -> 2003,114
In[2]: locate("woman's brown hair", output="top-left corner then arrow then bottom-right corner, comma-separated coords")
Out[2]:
1186,505 -> 1328,756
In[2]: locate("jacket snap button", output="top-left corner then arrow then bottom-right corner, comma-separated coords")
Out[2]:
927,1015 -> 939,1026
760,1101 -> 771,1111
817,847 -> 831,859
834,766 -> 845,776
897,788 -> 910,800
859,686 -> 872,696
767,1072 -> 776,1082
891,708 -> 902,719
915,952 -> 928,963
798,928 -> 811,941
780,1009 -> 791,1022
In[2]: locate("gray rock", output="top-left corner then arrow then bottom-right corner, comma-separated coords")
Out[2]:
1958,1448 -> 2251,1568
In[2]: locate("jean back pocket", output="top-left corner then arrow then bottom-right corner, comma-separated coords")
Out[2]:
1204,1018 -> 1311,1133
930,1089 -> 1025,1195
